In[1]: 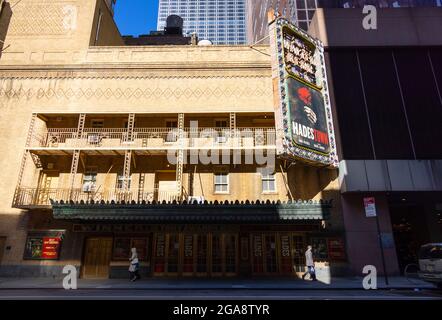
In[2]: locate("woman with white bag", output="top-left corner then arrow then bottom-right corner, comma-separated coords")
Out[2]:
129,247 -> 140,281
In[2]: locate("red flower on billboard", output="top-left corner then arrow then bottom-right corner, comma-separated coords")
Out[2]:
297,87 -> 312,105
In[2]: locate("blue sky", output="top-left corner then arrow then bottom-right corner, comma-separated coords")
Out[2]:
114,0 -> 159,36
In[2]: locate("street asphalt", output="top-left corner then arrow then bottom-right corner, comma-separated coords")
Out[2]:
0,288 -> 441,300
0,276 -> 440,300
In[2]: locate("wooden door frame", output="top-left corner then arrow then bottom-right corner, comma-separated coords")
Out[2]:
181,233 -> 197,277
151,232 -> 239,278
165,233 -> 179,277
195,233 -> 209,277
263,233 -> 279,275
250,232 -> 279,276
223,233 -> 238,277
250,232 -> 306,277
290,233 -> 306,277
0,236 -> 6,265
81,237 -> 113,279
209,232 -> 223,277
277,232 -> 295,276
152,233 -> 167,276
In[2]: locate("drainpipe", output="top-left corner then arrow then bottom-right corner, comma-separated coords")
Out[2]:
94,9 -> 103,46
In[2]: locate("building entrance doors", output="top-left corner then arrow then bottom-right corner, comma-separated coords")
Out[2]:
390,204 -> 431,274
251,233 -> 305,276
82,237 -> 113,278
152,232 -> 238,277
0,237 -> 6,265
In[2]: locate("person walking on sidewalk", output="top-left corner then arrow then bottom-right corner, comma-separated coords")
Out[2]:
302,245 -> 317,281
129,247 -> 140,282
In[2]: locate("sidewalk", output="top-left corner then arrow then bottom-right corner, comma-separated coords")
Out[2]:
0,276 -> 436,290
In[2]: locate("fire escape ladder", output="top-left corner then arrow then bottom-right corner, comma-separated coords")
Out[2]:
229,112 -> 236,137
176,113 -> 185,202
69,150 -> 80,200
13,114 -> 38,206
25,113 -> 37,147
76,113 -> 86,139
230,112 -> 237,149
122,150 -> 132,193
126,113 -> 135,142
68,114 -> 86,200
138,173 -> 145,202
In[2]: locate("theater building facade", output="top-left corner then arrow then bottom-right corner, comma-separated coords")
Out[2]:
2,1 -> 442,280
0,0 -> 346,278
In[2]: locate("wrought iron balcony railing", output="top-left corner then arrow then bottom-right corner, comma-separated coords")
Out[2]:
13,187 -> 180,208
29,127 -> 276,149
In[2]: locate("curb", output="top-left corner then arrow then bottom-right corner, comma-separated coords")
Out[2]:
0,286 -> 437,291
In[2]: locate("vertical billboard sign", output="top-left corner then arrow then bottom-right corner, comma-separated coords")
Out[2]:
269,15 -> 338,166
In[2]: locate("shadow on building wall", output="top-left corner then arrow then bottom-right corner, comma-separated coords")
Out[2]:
0,1 -> 12,59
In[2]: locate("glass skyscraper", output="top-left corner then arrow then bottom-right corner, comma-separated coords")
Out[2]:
157,0 -> 247,45
296,0 -> 442,30
247,0 -> 442,43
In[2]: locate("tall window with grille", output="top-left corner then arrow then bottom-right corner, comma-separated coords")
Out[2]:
116,174 -> 131,190
82,168 -> 97,192
214,172 -> 229,193
261,172 -> 276,193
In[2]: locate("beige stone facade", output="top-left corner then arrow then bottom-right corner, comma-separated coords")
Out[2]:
0,0 -> 344,278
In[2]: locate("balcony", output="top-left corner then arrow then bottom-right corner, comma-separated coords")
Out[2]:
29,127 -> 276,153
13,187 -> 180,208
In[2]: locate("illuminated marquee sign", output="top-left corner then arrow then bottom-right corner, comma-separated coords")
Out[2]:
269,16 -> 338,166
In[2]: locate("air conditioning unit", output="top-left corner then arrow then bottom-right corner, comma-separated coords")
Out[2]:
82,182 -> 96,193
188,196 -> 205,204
87,134 -> 101,144
215,136 -> 228,144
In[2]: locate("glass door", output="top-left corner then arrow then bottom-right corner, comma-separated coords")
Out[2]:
252,233 -> 279,275
224,234 -> 238,276
264,234 -> 278,274
166,234 -> 180,275
182,234 -> 195,275
291,235 -> 305,274
153,233 -> 166,275
279,233 -> 293,275
196,234 -> 208,276
251,234 -> 264,274
211,234 -> 223,276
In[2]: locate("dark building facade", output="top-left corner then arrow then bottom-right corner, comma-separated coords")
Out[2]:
247,0 -> 442,43
309,7 -> 442,275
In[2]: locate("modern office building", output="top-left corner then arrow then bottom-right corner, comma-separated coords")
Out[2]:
309,7 -> 442,275
157,0 -> 247,44
246,0 -> 295,44
246,0 -> 442,44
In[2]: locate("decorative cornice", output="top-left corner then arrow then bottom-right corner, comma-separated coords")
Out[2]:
0,85 -> 272,100
0,63 -> 272,80
0,72 -> 271,80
